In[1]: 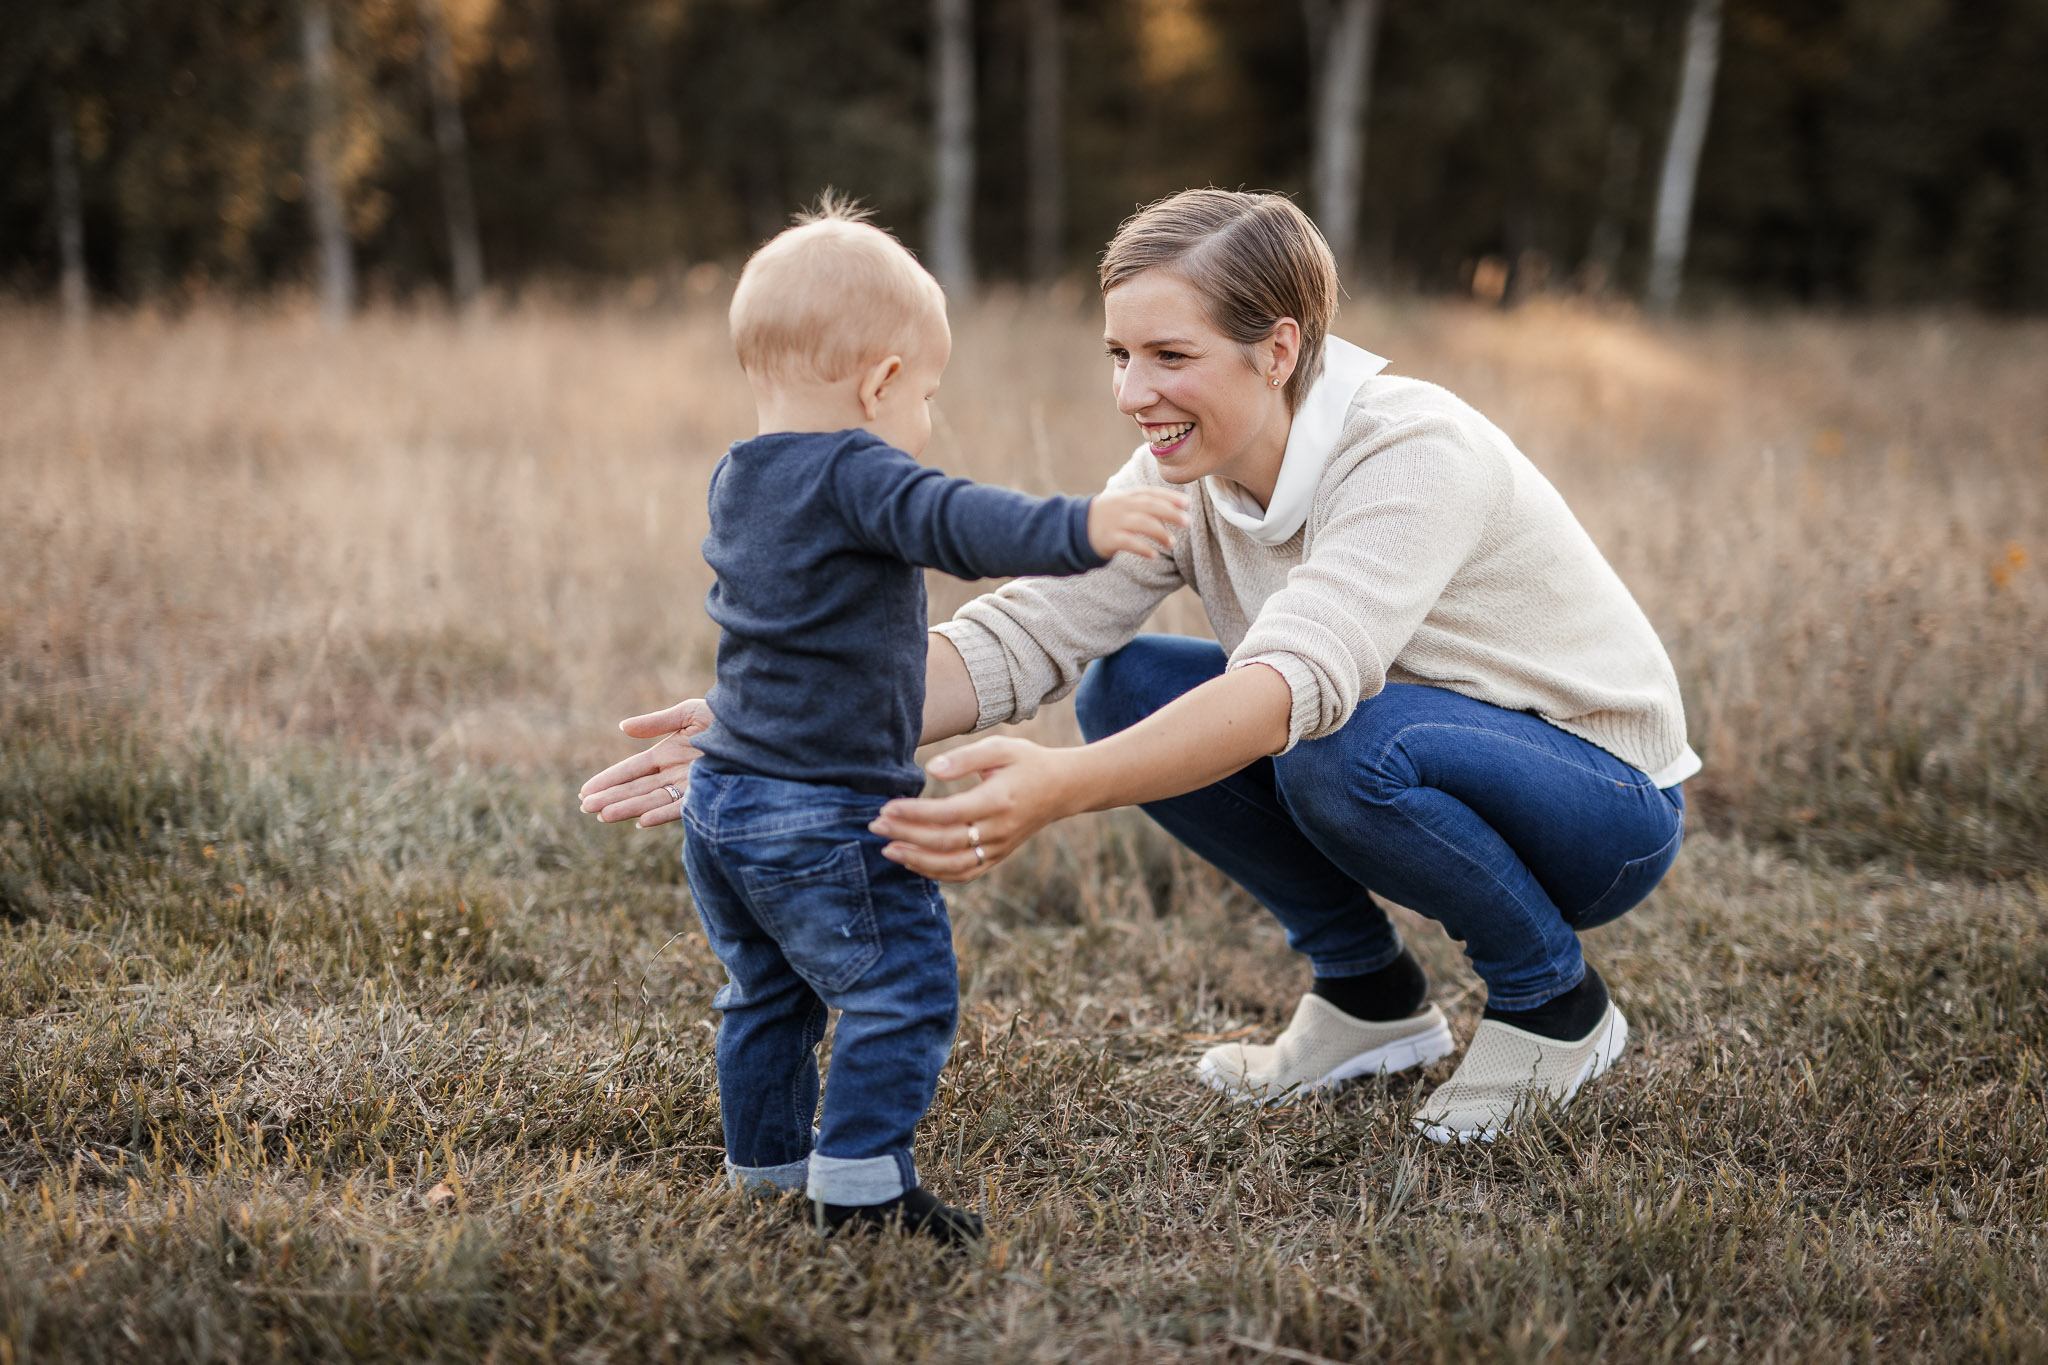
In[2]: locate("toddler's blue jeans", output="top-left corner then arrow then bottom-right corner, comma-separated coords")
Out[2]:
1075,635 -> 1686,1010
682,766 -> 958,1205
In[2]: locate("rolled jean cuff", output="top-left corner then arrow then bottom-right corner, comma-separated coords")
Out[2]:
806,1151 -> 916,1206
726,1153 -> 810,1196
1483,960 -> 1587,1013
1306,937 -> 1407,980
726,1127 -> 821,1197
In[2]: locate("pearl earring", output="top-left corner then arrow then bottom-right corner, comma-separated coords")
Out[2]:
1270,378 -> 1280,387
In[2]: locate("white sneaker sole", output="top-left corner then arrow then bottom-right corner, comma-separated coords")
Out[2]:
1415,1006 -> 1630,1145
1196,1016 -> 1457,1106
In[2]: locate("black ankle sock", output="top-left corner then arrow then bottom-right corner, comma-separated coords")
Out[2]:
1311,948 -> 1430,1022
1482,963 -> 1610,1042
814,1185 -> 985,1246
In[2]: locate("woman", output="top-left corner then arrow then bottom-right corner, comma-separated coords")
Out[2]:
581,189 -> 1697,1143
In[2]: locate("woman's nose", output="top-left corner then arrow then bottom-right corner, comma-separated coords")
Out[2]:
1116,364 -> 1157,414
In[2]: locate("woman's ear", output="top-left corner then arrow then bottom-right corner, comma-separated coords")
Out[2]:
1266,317 -> 1303,390
859,355 -> 905,420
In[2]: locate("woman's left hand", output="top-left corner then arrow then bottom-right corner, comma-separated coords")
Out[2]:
870,737 -> 1081,882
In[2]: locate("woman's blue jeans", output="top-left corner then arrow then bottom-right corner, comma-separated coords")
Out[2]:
1074,635 -> 1685,1009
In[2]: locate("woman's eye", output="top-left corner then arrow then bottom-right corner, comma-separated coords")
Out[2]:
1106,348 -> 1128,363
1158,350 -> 1187,362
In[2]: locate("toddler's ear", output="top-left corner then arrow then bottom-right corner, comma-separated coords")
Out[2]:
858,354 -> 905,420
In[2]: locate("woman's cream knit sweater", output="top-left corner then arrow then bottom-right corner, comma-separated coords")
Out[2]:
932,371 -> 1702,788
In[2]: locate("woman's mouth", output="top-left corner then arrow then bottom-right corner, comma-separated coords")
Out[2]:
1143,421 -> 1194,454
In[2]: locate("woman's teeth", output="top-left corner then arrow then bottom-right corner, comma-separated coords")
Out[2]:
1145,422 -> 1193,449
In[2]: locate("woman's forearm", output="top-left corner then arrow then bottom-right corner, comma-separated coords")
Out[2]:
1060,662 -> 1292,812
919,632 -> 981,746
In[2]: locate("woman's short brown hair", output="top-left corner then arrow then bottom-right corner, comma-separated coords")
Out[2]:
1099,189 -> 1339,412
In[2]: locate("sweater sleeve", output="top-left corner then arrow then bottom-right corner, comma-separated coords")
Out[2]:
932,448 -> 1186,731
829,438 -> 1104,579
1231,411 -> 1502,750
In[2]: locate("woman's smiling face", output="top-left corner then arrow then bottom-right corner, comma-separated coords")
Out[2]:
1103,268 -> 1299,498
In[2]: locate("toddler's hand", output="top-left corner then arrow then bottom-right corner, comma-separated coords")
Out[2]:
1087,487 -> 1191,561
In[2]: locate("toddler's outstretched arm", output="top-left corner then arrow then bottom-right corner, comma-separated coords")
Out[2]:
833,442 -> 1186,581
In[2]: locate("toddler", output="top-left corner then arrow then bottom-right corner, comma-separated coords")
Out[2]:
680,201 -> 1186,1244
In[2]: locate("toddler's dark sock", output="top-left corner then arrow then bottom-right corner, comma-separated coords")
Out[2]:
1482,963 -> 1610,1042
814,1185 -> 985,1246
1311,947 -> 1430,1022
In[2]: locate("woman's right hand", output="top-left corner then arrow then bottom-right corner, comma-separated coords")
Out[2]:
578,699 -> 713,828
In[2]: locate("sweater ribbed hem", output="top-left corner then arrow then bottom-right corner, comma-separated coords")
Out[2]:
1544,714 -> 1700,790
1645,745 -> 1702,788
931,620 -> 1017,733
1233,651 -> 1322,754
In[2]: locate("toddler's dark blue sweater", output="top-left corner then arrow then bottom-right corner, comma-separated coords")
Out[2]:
694,428 -> 1104,797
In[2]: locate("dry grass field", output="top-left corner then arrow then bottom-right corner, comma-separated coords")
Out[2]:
2,296 -> 2046,1362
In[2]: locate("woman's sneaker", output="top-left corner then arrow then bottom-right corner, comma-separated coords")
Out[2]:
1411,1001 -> 1629,1144
1196,994 -> 1455,1104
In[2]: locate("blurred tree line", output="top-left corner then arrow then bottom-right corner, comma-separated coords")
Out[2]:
5,0 -> 2045,312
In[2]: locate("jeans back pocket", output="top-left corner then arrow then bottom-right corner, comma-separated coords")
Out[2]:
737,840 -> 885,995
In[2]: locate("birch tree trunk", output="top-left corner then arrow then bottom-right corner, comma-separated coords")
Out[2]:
927,0 -> 974,297
1025,0 -> 1062,286
50,98 -> 89,327
1304,0 -> 1382,284
1647,0 -> 1723,313
419,0 -> 484,308
300,0 -> 353,327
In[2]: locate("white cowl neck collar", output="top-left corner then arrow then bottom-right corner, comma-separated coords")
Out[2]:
1203,335 -> 1389,547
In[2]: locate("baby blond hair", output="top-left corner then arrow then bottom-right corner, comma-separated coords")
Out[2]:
730,195 -> 947,385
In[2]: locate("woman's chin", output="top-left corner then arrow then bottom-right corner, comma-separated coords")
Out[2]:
1149,439 -> 1209,483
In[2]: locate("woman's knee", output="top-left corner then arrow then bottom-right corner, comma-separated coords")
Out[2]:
1273,707 -> 1424,826
1568,792 -> 1686,930
1075,635 -> 1227,742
